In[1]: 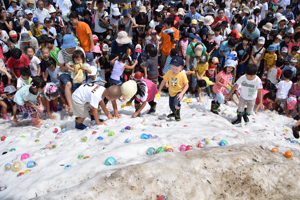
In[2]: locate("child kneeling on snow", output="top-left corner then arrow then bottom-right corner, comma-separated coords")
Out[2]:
157,56 -> 189,121
3,85 -> 18,122
226,64 -> 264,124
41,83 -> 60,119
255,90 -> 276,113
72,84 -> 122,130
14,76 -> 46,127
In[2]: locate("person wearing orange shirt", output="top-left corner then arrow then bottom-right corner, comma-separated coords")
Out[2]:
160,17 -> 179,70
69,12 -> 94,53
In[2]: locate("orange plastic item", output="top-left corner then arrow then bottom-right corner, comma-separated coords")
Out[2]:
285,151 -> 292,158
271,148 -> 279,153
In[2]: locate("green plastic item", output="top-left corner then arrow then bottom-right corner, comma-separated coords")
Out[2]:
108,131 -> 115,136
156,147 -> 165,153
78,154 -> 84,159
103,130 -> 109,133
221,140 -> 228,145
20,135 -> 25,138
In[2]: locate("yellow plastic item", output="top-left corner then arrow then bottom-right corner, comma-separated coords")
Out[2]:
121,102 -> 132,109
73,64 -> 84,83
155,93 -> 161,99
24,169 -> 31,173
183,98 -> 192,103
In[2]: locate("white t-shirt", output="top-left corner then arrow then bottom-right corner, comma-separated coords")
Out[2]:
149,20 -> 159,30
72,84 -> 105,108
235,75 -> 263,100
29,56 -> 41,76
42,27 -> 58,46
94,10 -> 109,33
57,0 -> 72,16
17,76 -> 31,89
0,30 -> 9,53
267,67 -> 280,84
33,8 -> 50,24
276,80 -> 293,99
110,17 -> 121,32
261,2 -> 268,19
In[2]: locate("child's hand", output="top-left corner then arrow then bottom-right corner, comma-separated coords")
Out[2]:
97,121 -> 107,126
177,93 -> 184,101
132,112 -> 139,118
294,120 -> 300,127
287,114 -> 292,118
258,103 -> 265,111
12,117 -> 18,123
114,113 -> 121,118
37,106 -> 44,113
49,115 -> 57,120
107,113 -> 114,119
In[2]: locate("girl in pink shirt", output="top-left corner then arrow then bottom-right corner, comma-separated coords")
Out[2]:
178,32 -> 189,58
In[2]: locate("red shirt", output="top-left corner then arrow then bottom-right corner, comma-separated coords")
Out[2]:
206,63 -> 217,77
169,14 -> 179,28
211,16 -> 230,27
7,55 -> 30,78
255,89 -> 273,107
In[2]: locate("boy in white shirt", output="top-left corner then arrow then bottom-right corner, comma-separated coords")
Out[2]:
72,84 -> 122,130
17,67 -> 32,90
266,58 -> 284,91
274,69 -> 293,112
42,17 -> 58,46
226,64 -> 264,124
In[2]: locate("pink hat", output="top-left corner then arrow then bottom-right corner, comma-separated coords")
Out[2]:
92,45 -> 101,53
287,96 -> 297,110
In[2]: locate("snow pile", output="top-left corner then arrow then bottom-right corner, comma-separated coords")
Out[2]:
0,94 -> 299,199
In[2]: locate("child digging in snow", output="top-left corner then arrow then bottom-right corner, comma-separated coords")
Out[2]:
226,64 -> 264,124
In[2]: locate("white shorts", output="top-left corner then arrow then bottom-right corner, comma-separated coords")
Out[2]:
72,99 -> 93,118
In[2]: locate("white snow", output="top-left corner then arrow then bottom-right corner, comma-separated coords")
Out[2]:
1,93 -> 300,199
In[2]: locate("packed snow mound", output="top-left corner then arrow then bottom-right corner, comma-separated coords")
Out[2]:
38,144 -> 300,200
0,94 -> 300,199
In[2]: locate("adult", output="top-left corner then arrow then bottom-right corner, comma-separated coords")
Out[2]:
231,14 -> 243,33
214,3 -> 230,19
279,0 -> 290,10
111,31 -> 136,60
71,0 -> 86,18
33,0 -> 50,23
57,34 -> 86,115
168,5 -> 179,28
241,22 -> 260,41
199,16 -> 214,40
288,32 -> 300,54
185,42 -> 207,71
177,0 -> 188,12
0,7 -> 13,33
203,2 -> 215,16
228,2 -> 236,22
49,7 -> 63,47
110,7 -> 121,33
185,3 -> 201,22
261,0 -> 268,20
136,6 -> 148,27
56,0 -> 72,17
251,8 -> 261,26
19,32 -> 39,54
258,12 -> 275,30
7,0 -> 21,15
69,12 -> 93,53
118,9 -> 136,38
211,8 -> 230,29
0,28 -> 10,59
149,12 -> 162,29
92,0 -> 109,39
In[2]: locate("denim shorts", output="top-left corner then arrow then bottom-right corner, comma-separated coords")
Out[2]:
214,93 -> 224,104
192,75 -> 198,87
59,74 -> 81,91
109,78 -> 123,86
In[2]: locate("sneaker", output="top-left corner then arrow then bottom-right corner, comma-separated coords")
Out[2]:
147,103 -> 157,114
75,118 -> 87,130
175,109 -> 181,121
23,113 -> 29,118
167,113 -> 175,118
2,113 -> 9,120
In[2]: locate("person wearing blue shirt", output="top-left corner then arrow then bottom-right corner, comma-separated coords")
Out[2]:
218,38 -> 236,68
241,22 -> 260,41
282,5 -> 295,20
111,33 -> 136,61
184,3 -> 201,22
282,58 -> 297,80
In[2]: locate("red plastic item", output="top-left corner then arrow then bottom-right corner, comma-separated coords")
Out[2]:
184,125 -> 187,127
54,128 -> 58,133
92,131 -> 97,135
157,197 -> 165,200
1,136 -> 6,141
19,172 -> 24,176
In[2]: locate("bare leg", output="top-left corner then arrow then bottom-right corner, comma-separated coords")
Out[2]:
65,82 -> 73,113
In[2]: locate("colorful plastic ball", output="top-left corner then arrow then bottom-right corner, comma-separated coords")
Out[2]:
221,140 -> 228,145
156,147 -> 165,153
165,145 -> 172,151
204,138 -> 210,145
64,165 -> 71,169
12,162 -> 22,171
179,144 -> 187,152
26,161 -> 36,168
285,151 -> 292,158
198,143 -> 205,148
166,148 -> 174,152
286,138 -> 292,141
125,138 -> 131,143
54,128 -> 59,133
21,153 -> 30,161
125,126 -> 131,130
141,133 -> 150,139
146,147 -> 156,155
97,136 -> 103,140
152,135 -> 159,139
44,123 -> 49,128
271,148 -> 279,153
198,140 -> 206,147
219,141 -> 226,146
4,163 -> 12,171
18,172 -> 24,176
62,128 -> 67,133
81,136 -> 87,142
78,154 -> 84,159
186,145 -> 193,151
92,131 -> 97,135
104,157 -> 117,166
1,136 -> 6,141
108,131 -> 115,136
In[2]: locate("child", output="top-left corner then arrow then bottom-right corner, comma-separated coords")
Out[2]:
47,38 -> 60,64
287,20 -> 295,34
42,18 -> 57,46
104,27 -> 114,46
40,47 -> 50,82
203,30 -> 217,59
211,59 -> 235,114
265,58 -> 284,91
178,31 -> 189,58
197,78 -> 214,103
273,35 -> 282,52
280,33 -> 293,51
226,64 -> 263,124
26,46 -> 41,77
274,69 -> 293,112
9,30 -> 19,49
206,57 -> 219,98
289,76 -> 300,99
157,56 -> 189,121
163,48 -> 178,75
236,36 -> 251,76
282,96 -> 297,118
125,79 -> 158,117
44,57 -> 60,87
17,67 -> 32,90
72,85 -> 122,130
147,30 -> 160,52
41,82 -> 60,119
142,46 -> 159,85
109,54 -> 138,86
32,17 -> 43,39
14,76 -> 46,128
282,58 -> 297,80
85,66 -> 106,86
7,48 -> 30,79
93,35 -> 99,46
211,26 -> 223,58
70,50 -> 92,87
36,35 -> 48,59
3,85 -> 17,122
255,90 -> 276,113
192,55 -> 209,100
249,37 -> 266,66
218,38 -> 236,68
280,47 -> 289,63
263,44 -> 277,74
287,46 -> 299,61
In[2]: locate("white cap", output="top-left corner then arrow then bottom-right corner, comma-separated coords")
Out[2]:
155,5 -> 164,12
88,66 -> 97,76
258,36 -> 265,44
102,44 -> 109,51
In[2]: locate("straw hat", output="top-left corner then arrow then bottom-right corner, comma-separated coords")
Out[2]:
204,16 -> 214,26
140,6 -> 146,13
177,8 -> 185,16
262,22 -> 272,31
277,15 -> 288,23
116,31 -> 132,44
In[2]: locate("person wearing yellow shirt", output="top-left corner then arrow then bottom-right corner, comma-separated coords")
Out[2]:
192,55 -> 209,97
158,56 -> 189,121
264,44 -> 277,72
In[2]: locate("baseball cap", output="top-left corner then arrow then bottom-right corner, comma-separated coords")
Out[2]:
267,12 -> 273,19
121,80 -> 137,99
289,19 -> 296,25
44,17 -> 52,23
290,57 -> 297,63
212,57 -> 219,64
258,36 -> 265,44
191,19 -> 197,25
85,52 -> 93,65
134,71 -> 143,79
281,47 -> 288,53
93,34 -> 99,41
287,96 -> 297,110
232,8 -> 237,12
4,85 -> 16,95
88,66 -> 97,76
102,44 -> 109,51
230,30 -> 240,38
33,17 -> 38,22
135,44 -> 142,53
199,55 -> 207,64
276,35 -> 282,40
194,44 -> 203,56
9,30 -> 18,38
207,30 -> 214,35
151,30 -> 157,35
24,9 -> 33,15
225,59 -> 236,67
170,56 -> 184,67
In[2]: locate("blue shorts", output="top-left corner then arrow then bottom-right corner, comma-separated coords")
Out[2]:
109,78 -> 123,86
214,93 -> 224,104
192,75 -> 198,87
59,74 -> 81,91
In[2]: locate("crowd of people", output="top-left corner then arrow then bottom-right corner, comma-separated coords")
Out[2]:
1,0 -> 300,130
